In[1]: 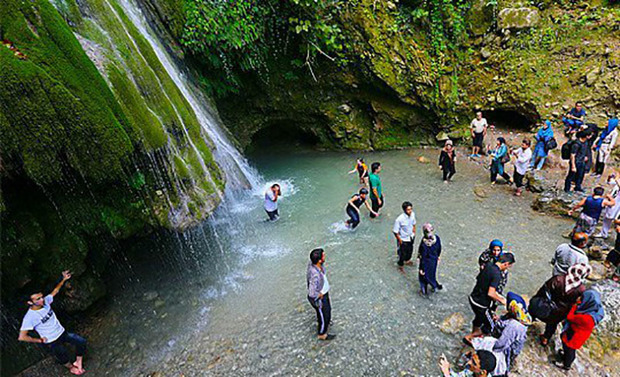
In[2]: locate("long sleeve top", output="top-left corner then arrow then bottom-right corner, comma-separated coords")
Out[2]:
493,318 -> 527,370
306,262 -> 325,299
535,274 -> 585,323
562,305 -> 595,350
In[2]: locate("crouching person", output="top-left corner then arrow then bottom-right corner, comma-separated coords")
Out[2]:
438,349 -> 497,377
18,270 -> 86,375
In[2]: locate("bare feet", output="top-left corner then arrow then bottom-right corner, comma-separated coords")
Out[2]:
69,366 -> 84,375
539,335 -> 549,346
404,260 -> 414,266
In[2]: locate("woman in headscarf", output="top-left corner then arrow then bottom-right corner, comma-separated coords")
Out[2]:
557,289 -> 605,371
531,120 -> 555,170
488,137 -> 512,184
418,223 -> 442,296
533,263 -> 590,346
492,292 -> 531,372
478,240 -> 510,299
439,139 -> 457,183
592,117 -> 619,177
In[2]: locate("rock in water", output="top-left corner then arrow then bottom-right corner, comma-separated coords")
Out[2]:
417,156 -> 430,164
439,312 -> 465,334
143,291 -> 159,301
498,7 -> 541,30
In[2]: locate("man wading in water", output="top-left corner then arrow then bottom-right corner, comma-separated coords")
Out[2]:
369,162 -> 384,218
18,270 -> 87,375
345,188 -> 378,229
264,183 -> 281,221
392,201 -> 416,271
306,248 -> 335,341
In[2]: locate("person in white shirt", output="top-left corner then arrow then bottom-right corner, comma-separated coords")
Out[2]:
511,138 -> 532,197
18,270 -> 87,375
393,201 -> 417,270
592,118 -> 619,177
471,111 -> 488,158
264,183 -> 281,221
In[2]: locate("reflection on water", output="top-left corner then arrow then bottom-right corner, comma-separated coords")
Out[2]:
17,149 -> 572,376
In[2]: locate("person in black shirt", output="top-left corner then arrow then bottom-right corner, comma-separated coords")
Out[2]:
464,253 -> 516,345
564,131 -> 589,193
344,188 -> 377,229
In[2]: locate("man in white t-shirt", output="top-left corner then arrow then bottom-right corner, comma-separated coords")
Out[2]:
511,138 -> 532,196
264,183 -> 281,221
471,111 -> 488,158
19,270 -> 87,375
393,201 -> 417,270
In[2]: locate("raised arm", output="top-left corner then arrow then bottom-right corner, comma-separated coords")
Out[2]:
50,270 -> 71,297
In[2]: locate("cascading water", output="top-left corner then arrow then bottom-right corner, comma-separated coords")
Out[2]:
118,0 -> 261,192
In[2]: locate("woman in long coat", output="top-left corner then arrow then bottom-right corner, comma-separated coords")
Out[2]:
418,223 -> 442,296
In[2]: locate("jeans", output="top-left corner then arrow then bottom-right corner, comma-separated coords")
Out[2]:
308,293 -> 331,336
45,332 -> 87,365
265,209 -> 279,221
564,163 -> 586,192
346,205 -> 360,228
530,156 -> 546,170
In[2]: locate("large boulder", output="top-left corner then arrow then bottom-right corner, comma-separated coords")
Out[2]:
439,312 -> 466,334
532,190 -> 582,217
498,7 -> 541,30
525,170 -> 552,193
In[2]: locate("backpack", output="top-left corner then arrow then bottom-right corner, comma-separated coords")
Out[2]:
545,137 -> 558,152
561,140 -> 575,160
529,286 -> 558,320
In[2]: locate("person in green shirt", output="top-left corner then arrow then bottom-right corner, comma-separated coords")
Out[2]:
369,162 -> 383,218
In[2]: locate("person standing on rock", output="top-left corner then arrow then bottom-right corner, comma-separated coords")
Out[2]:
439,139 -> 457,182
306,248 -> 335,341
18,270 -> 87,375
556,289 -> 604,371
568,186 -> 615,236
595,174 -> 620,238
511,138 -> 532,196
562,101 -> 586,135
531,120 -> 555,170
592,117 -> 619,177
345,188 -> 378,229
551,232 -> 589,276
348,157 -> 369,186
393,201 -> 416,271
564,131 -> 588,193
531,263 -> 590,347
418,223 -> 442,296
465,253 -> 515,344
264,183 -> 281,221
470,111 -> 488,158
368,162 -> 383,218
488,137 -> 512,185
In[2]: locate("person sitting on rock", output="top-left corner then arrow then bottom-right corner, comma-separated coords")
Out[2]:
551,232 -> 589,276
438,349 -> 497,377
568,186 -> 615,236
556,289 -> 605,371
562,102 -> 586,135
531,120 -> 554,170
490,292 -> 531,373
18,270 -> 87,375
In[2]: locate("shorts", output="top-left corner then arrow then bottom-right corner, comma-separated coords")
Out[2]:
473,132 -> 484,148
469,299 -> 494,334
265,209 -> 279,221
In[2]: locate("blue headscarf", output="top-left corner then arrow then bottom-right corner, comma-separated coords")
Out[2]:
537,120 -> 554,142
489,239 -> 503,252
576,289 -> 605,325
595,118 -> 618,150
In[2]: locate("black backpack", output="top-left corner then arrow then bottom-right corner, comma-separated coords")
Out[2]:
545,137 -> 558,152
561,140 -> 575,160
529,285 -> 558,321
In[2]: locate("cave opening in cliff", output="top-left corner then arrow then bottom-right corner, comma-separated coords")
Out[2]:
248,122 -> 320,152
484,109 -> 534,131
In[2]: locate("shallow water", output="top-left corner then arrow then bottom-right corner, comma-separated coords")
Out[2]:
17,148 -> 573,376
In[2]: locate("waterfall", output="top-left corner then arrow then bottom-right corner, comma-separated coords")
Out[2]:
117,0 -> 261,192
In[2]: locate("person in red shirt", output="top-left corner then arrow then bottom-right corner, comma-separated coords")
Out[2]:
556,289 -> 605,370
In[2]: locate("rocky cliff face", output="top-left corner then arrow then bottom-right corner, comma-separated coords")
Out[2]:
0,0 -> 224,312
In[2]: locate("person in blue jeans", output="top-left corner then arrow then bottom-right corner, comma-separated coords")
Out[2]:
19,270 -> 87,375
531,120 -> 554,170
564,131 -> 589,193
562,102 -> 586,135
345,188 -> 378,229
